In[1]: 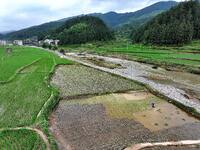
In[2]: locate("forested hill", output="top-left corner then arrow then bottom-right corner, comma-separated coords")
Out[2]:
2,1 -> 177,40
132,0 -> 200,45
50,16 -> 114,45
92,1 -> 178,28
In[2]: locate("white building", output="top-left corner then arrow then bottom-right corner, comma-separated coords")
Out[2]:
44,39 -> 54,45
54,40 -> 60,46
44,39 -> 60,46
13,40 -> 23,46
0,40 -> 7,45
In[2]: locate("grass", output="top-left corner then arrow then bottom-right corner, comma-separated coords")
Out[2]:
0,45 -> 145,148
0,46 -> 73,148
0,46 -> 50,82
0,129 -> 46,150
51,65 -> 144,98
60,40 -> 200,73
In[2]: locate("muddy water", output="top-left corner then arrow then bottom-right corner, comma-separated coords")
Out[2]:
50,95 -> 200,150
50,103 -> 152,150
39,48 -> 200,150
133,103 -> 198,131
62,52 -> 200,113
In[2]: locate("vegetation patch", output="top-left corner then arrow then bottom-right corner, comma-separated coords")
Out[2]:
0,129 -> 46,149
132,1 -> 200,45
61,40 -> 200,74
0,46 -> 48,81
51,65 -> 144,98
0,46 -> 73,148
50,16 -> 114,44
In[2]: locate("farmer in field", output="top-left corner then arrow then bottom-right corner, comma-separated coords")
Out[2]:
151,102 -> 155,108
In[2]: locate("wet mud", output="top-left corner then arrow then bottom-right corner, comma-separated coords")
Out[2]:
50,94 -> 200,150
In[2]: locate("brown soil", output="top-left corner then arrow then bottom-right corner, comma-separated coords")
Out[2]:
49,101 -> 200,150
114,91 -> 153,101
133,103 -> 198,131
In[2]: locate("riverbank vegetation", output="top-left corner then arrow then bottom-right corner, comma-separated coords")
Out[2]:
59,40 -> 200,74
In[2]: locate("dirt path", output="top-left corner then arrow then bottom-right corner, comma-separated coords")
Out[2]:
125,140 -> 200,150
53,51 -> 200,113
0,127 -> 50,150
36,92 -> 54,119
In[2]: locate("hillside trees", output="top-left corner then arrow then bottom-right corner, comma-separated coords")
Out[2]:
51,16 -> 114,44
132,0 -> 200,45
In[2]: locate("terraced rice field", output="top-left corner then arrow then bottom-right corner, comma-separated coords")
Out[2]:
50,65 -> 200,150
0,46 -> 72,149
50,91 -> 200,150
1,45 -> 200,149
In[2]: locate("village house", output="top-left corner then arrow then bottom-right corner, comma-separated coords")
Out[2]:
13,40 -> 23,46
23,36 -> 38,46
43,39 -> 60,46
54,40 -> 60,46
0,40 -> 7,45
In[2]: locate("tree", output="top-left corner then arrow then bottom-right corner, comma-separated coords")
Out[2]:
132,0 -> 200,45
50,16 -> 114,45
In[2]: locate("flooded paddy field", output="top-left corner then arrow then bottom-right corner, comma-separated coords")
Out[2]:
50,92 -> 200,150
50,64 -> 200,150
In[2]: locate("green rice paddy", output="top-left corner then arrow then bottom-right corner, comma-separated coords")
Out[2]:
60,40 -> 200,73
0,46 -> 72,149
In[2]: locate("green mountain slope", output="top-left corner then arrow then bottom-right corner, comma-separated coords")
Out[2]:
4,21 -> 64,40
132,0 -> 200,45
2,1 -> 178,40
50,16 -> 114,44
